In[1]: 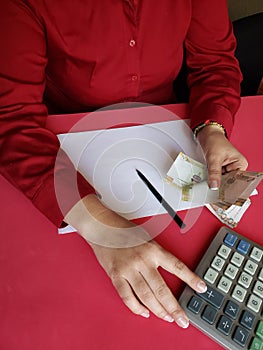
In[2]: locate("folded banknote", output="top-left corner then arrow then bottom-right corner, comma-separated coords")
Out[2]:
165,152 -> 263,227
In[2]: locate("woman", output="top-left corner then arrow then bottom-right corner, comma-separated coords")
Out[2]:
0,0 -> 247,328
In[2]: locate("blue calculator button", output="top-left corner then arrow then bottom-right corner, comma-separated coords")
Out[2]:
224,233 -> 237,247
237,240 -> 250,255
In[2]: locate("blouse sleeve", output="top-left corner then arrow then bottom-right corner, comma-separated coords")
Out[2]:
185,0 -> 242,136
0,0 -> 94,227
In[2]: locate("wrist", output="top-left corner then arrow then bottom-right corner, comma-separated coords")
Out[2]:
193,120 -> 226,141
65,194 -> 132,230
195,124 -> 227,152
197,124 -> 226,141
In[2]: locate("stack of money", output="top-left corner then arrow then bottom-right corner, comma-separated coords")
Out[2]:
165,152 -> 263,228
206,170 -> 263,228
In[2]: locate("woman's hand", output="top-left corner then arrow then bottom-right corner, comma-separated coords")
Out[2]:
65,194 -> 207,328
197,125 -> 248,189
90,238 -> 207,328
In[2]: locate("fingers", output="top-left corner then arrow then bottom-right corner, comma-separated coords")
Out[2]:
142,267 -> 190,328
112,273 -> 177,324
206,158 -> 222,190
112,269 -> 191,328
224,156 -> 248,172
128,272 -> 178,324
100,242 -> 207,328
158,249 -> 207,295
206,153 -> 248,190
112,276 -> 150,318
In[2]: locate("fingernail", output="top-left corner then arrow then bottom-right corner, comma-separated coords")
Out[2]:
140,312 -> 150,318
163,315 -> 174,323
176,317 -> 189,329
197,281 -> 207,293
209,180 -> 219,190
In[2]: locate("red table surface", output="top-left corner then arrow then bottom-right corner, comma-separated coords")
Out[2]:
0,96 -> 262,350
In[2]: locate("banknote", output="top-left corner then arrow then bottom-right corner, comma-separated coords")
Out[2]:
166,152 -> 207,187
218,170 -> 263,206
165,152 -> 207,201
206,199 -> 251,228
165,152 -> 263,227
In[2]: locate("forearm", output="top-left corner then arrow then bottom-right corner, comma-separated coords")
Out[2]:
186,0 -> 242,136
64,194 -> 149,248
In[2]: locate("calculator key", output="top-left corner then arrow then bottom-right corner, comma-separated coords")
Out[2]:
256,321 -> 263,340
204,267 -> 218,284
197,286 -> 224,309
201,305 -> 217,325
237,240 -> 250,255
224,232 -> 237,247
231,252 -> 244,267
224,300 -> 239,319
224,263 -> 239,279
247,294 -> 262,313
232,285 -> 247,302
249,337 -> 263,350
250,247 -> 263,262
187,296 -> 203,314
253,281 -> 263,298
258,268 -> 263,282
238,271 -> 253,288
217,315 -> 233,335
233,326 -> 249,347
240,310 -> 255,330
217,276 -> 232,293
244,259 -> 258,276
218,244 -> 231,259
211,255 -> 225,271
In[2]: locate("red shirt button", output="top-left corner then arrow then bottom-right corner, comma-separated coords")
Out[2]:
131,74 -> 138,81
129,39 -> 136,47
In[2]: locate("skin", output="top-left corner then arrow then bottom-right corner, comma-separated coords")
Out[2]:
65,125 -> 248,328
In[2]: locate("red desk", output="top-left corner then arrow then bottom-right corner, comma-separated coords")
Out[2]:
0,96 -> 263,350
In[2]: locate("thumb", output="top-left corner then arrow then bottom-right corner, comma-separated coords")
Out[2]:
207,158 -> 222,190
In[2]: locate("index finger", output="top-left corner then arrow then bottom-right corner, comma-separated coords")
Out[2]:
158,250 -> 207,294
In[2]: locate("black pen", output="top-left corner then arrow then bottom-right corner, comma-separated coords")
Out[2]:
136,169 -> 186,229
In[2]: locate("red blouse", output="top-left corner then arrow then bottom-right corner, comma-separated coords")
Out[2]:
0,0 -> 242,226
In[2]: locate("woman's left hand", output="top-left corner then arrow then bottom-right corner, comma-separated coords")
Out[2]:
197,125 -> 248,189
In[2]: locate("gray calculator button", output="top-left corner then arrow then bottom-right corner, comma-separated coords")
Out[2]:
217,315 -> 233,335
218,244 -> 231,259
258,268 -> 263,282
201,305 -> 217,325
232,285 -> 247,302
247,294 -> 262,313
187,296 -> 203,314
217,276 -> 232,293
231,252 -> 244,267
197,286 -> 224,309
211,255 -> 225,271
204,268 -> 218,284
224,300 -> 239,319
250,246 -> 263,262
244,259 -> 258,276
240,310 -> 255,330
238,272 -> 253,288
233,326 -> 249,347
253,281 -> 263,298
224,263 -> 239,279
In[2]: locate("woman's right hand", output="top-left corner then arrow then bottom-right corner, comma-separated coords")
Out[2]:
65,194 -> 207,328
90,237 -> 207,328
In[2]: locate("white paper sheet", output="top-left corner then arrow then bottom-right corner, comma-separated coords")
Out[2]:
57,119 -> 220,230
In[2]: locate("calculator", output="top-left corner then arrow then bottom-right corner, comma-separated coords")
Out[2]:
179,226 -> 263,350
